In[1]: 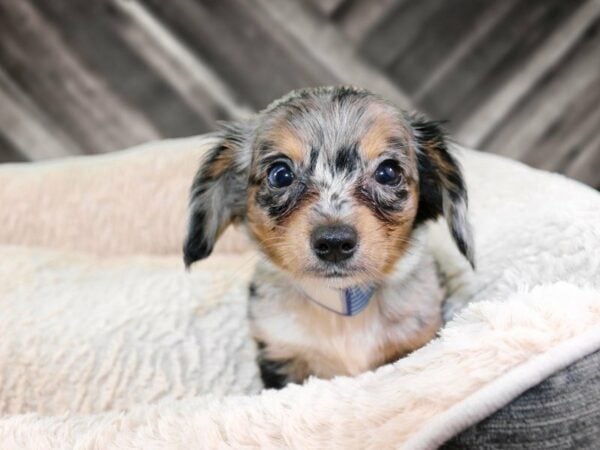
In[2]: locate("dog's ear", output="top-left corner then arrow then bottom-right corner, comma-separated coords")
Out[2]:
183,122 -> 253,267
409,115 -> 475,268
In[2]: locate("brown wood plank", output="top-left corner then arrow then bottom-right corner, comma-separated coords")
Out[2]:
0,0 -> 161,154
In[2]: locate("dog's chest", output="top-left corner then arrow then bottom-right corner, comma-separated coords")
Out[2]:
248,251 -> 445,382
251,298 -> 388,377
250,287 -> 442,380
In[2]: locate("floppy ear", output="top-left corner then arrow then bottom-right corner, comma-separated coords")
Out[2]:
183,122 -> 253,267
409,115 -> 475,268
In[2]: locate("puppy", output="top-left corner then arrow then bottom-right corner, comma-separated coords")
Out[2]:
183,86 -> 474,389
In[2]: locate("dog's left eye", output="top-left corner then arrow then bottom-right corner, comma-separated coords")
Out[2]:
267,162 -> 295,188
374,160 -> 401,186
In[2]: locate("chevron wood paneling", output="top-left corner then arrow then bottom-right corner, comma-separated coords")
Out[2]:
0,0 -> 598,188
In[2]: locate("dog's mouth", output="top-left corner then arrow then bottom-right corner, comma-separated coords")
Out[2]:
305,264 -> 361,279
323,268 -> 356,278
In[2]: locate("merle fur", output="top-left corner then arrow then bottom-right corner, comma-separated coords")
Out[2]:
334,143 -> 359,173
183,124 -> 250,267
409,115 -> 474,266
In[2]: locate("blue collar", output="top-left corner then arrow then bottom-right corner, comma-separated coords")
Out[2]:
295,281 -> 376,316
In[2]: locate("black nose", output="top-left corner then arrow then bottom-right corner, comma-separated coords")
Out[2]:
311,225 -> 358,263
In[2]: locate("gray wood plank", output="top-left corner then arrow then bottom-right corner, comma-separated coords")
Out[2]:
482,18 -> 600,161
143,0 -> 339,109
412,1 -> 515,102
387,0 -> 495,95
455,0 -> 598,148
28,0 -> 214,139
303,0 -> 348,18
335,0 -> 406,44
0,0 -> 161,154
0,132 -> 27,163
418,0 -> 576,123
358,0 -> 445,69
111,0 -> 251,122
565,132 -> 600,187
524,78 -> 600,173
252,0 -> 414,109
0,67 -> 81,159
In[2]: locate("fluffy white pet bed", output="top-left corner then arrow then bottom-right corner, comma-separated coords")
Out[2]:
0,136 -> 599,449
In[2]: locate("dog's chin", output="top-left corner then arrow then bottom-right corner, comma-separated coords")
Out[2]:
299,265 -> 372,289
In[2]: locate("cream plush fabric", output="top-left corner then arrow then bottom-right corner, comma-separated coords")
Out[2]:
0,136 -> 599,449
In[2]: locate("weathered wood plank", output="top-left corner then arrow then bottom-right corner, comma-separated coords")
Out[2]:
0,67 -> 81,160
525,77 -> 600,174
358,0 -> 445,69
412,1 -> 515,102
0,131 -> 27,163
28,0 -> 212,139
482,19 -> 600,161
143,0 -> 339,109
304,0 -> 348,18
252,0 -> 414,109
387,0 -> 495,95
565,132 -> 600,187
111,0 -> 252,122
335,0 -> 406,44
455,0 -> 600,148
0,0 -> 161,154
418,0 -> 575,123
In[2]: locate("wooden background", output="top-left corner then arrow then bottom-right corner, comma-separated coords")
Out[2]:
0,0 -> 599,188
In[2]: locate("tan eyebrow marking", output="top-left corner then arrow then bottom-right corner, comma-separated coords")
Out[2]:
360,116 -> 398,160
264,125 -> 306,162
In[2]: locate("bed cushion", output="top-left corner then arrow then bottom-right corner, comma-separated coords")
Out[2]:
0,136 -> 599,448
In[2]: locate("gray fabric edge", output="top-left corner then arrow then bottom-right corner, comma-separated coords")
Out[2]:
441,348 -> 600,448
404,326 -> 600,450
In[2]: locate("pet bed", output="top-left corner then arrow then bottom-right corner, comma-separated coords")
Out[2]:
0,135 -> 599,449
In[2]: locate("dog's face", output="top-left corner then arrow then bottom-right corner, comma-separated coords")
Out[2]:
184,87 -> 474,283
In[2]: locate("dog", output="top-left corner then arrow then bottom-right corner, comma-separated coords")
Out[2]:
183,86 -> 474,389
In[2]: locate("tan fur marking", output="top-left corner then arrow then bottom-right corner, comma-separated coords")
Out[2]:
359,105 -> 413,161
246,187 -> 318,273
360,118 -> 395,160
381,185 -> 420,275
264,125 -> 306,162
205,145 -> 234,179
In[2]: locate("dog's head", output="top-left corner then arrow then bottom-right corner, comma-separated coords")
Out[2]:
184,86 -> 474,283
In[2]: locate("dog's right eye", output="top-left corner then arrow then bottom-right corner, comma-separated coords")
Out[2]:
267,162 -> 295,188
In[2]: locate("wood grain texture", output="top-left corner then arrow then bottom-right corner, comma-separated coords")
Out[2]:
0,0 -> 597,188
0,0 -> 161,154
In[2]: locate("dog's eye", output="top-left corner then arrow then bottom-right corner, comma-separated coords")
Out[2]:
374,160 -> 401,186
267,162 -> 295,188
